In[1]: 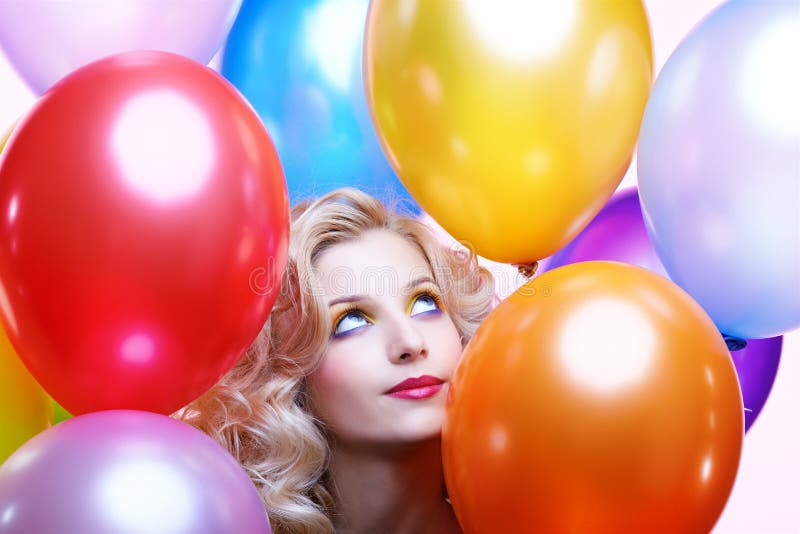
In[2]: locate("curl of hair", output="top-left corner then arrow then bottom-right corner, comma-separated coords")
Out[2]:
177,188 -> 494,533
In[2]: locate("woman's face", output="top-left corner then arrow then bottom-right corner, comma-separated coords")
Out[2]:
307,229 -> 463,446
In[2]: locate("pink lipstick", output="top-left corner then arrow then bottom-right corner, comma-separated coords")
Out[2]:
385,375 -> 445,400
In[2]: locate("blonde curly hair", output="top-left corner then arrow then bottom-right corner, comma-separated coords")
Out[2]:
178,188 -> 493,533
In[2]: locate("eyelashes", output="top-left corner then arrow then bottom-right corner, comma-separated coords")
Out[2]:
408,290 -> 444,316
331,304 -> 371,338
330,288 -> 444,339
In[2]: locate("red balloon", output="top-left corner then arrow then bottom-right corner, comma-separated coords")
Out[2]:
0,51 -> 288,415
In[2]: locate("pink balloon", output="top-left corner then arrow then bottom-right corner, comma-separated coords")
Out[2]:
0,0 -> 242,94
0,410 -> 271,533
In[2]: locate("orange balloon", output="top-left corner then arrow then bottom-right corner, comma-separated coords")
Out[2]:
443,262 -> 743,534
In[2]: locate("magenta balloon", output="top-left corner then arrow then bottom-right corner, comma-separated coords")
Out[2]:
0,0 -> 242,94
0,410 -> 270,533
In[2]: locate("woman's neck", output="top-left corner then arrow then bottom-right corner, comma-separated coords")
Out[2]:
328,437 -> 461,534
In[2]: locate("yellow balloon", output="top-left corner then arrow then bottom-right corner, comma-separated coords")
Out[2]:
1,325 -> 53,463
365,1 -> 653,263
52,398 -> 73,424
0,124 -> 9,152
1,123 -> 52,463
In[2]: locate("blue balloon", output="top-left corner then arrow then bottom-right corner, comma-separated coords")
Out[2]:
222,0 -> 419,213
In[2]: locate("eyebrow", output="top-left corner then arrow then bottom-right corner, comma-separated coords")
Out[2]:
327,275 -> 437,307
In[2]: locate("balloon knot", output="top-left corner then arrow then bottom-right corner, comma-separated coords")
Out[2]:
723,335 -> 747,352
513,261 -> 539,279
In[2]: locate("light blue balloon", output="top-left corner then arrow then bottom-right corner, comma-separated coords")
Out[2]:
222,0 -> 419,213
638,0 -> 799,339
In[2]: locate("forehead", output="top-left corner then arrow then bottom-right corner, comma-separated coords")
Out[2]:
314,229 -> 433,298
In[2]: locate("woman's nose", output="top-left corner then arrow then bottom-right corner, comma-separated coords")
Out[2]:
387,314 -> 428,363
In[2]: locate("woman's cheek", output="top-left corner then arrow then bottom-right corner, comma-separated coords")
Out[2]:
436,319 -> 464,370
314,343 -> 369,397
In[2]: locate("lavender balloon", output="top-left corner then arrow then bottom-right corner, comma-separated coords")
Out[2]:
637,0 -> 799,340
545,188 -> 782,432
0,0 -> 242,94
0,410 -> 271,533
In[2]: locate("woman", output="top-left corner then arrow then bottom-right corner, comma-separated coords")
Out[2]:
181,188 -> 494,533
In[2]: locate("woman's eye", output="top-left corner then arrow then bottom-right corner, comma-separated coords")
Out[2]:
333,311 -> 370,337
410,294 -> 441,317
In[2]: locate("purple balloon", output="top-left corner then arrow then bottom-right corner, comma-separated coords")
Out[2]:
731,337 -> 782,432
0,410 -> 271,533
545,188 -> 669,278
544,187 -> 782,432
